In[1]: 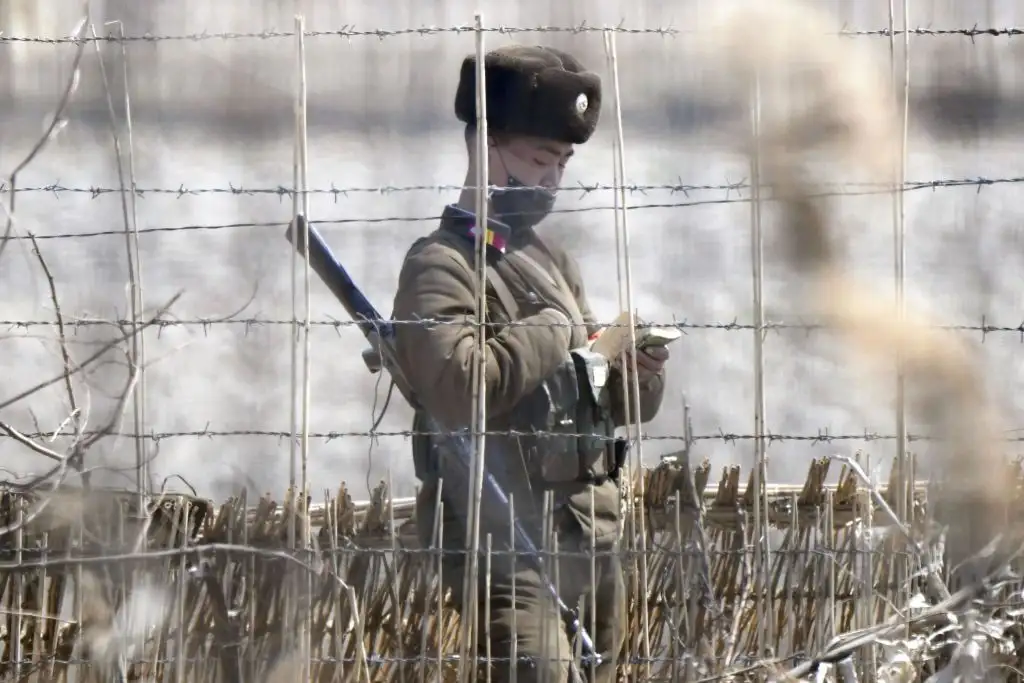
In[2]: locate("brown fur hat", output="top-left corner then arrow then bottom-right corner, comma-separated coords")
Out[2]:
454,45 -> 602,145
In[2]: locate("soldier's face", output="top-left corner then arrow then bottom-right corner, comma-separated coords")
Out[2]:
489,135 -> 574,190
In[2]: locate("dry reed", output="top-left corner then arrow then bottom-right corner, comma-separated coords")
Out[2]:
2,456 -> 1023,682
693,0 -> 1019,574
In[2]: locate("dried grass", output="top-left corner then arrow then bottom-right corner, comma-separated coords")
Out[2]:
1,457 -> 1023,681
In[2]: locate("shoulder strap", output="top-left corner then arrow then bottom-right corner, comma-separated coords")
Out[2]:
512,249 -> 564,293
528,238 -> 576,297
434,231 -> 522,321
485,267 -> 522,321
511,244 -> 584,325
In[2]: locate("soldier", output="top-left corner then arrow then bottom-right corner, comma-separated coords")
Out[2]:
391,45 -> 669,683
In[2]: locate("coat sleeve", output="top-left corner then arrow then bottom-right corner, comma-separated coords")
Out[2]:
550,246 -> 666,426
391,241 -> 573,428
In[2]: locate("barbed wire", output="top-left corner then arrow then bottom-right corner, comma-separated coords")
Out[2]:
6,175 -> 1023,243
3,176 -> 1021,200
3,316 -> 1024,339
0,24 -> 1020,45
2,426 -> 1022,444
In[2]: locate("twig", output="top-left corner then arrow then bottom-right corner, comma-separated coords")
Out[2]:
78,338 -> 141,454
0,419 -> 66,464
26,233 -> 89,489
0,292 -> 181,412
64,280 -> 258,331
604,27 -> 652,680
829,454 -> 949,603
777,577 -> 994,680
91,20 -> 149,505
724,510 -> 753,667
0,5 -> 90,264
681,402 -> 721,622
0,443 -> 77,536
27,234 -> 79,429
6,328 -> 214,491
118,19 -> 148,507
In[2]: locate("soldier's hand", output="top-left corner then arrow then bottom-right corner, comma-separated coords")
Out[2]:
625,345 -> 669,384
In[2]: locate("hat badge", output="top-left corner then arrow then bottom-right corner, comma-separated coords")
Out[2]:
575,93 -> 589,115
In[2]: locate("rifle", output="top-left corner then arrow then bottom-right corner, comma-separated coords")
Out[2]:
285,216 -> 600,678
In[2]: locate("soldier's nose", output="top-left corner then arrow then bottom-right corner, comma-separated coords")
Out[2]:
541,171 -> 560,190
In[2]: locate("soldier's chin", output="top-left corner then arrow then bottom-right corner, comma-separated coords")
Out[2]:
508,213 -> 547,230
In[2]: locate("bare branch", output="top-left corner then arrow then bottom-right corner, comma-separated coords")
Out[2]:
0,419 -> 65,464
0,440 -> 76,537
0,292 -> 182,413
0,5 -> 90,265
27,233 -> 80,431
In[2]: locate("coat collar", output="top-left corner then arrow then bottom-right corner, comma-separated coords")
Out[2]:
440,204 -> 539,254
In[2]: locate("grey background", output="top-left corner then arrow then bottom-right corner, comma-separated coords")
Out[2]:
1,0 -> 1022,502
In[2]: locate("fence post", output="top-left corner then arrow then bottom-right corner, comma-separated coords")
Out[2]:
888,0 -> 912,619
288,11 -> 313,677
748,53 -> 773,659
461,12 -> 491,682
604,28 -> 653,680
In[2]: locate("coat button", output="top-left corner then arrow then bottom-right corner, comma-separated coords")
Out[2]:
526,292 -> 539,304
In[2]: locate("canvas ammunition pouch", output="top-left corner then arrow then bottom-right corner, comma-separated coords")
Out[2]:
410,349 -> 624,486
511,347 -> 621,484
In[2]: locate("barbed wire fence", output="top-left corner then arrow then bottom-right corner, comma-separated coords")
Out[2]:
1,1 -> 1023,681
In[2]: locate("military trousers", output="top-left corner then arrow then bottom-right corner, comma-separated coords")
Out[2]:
416,482 -> 626,683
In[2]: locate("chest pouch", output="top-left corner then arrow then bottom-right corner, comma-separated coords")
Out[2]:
514,348 -> 616,484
